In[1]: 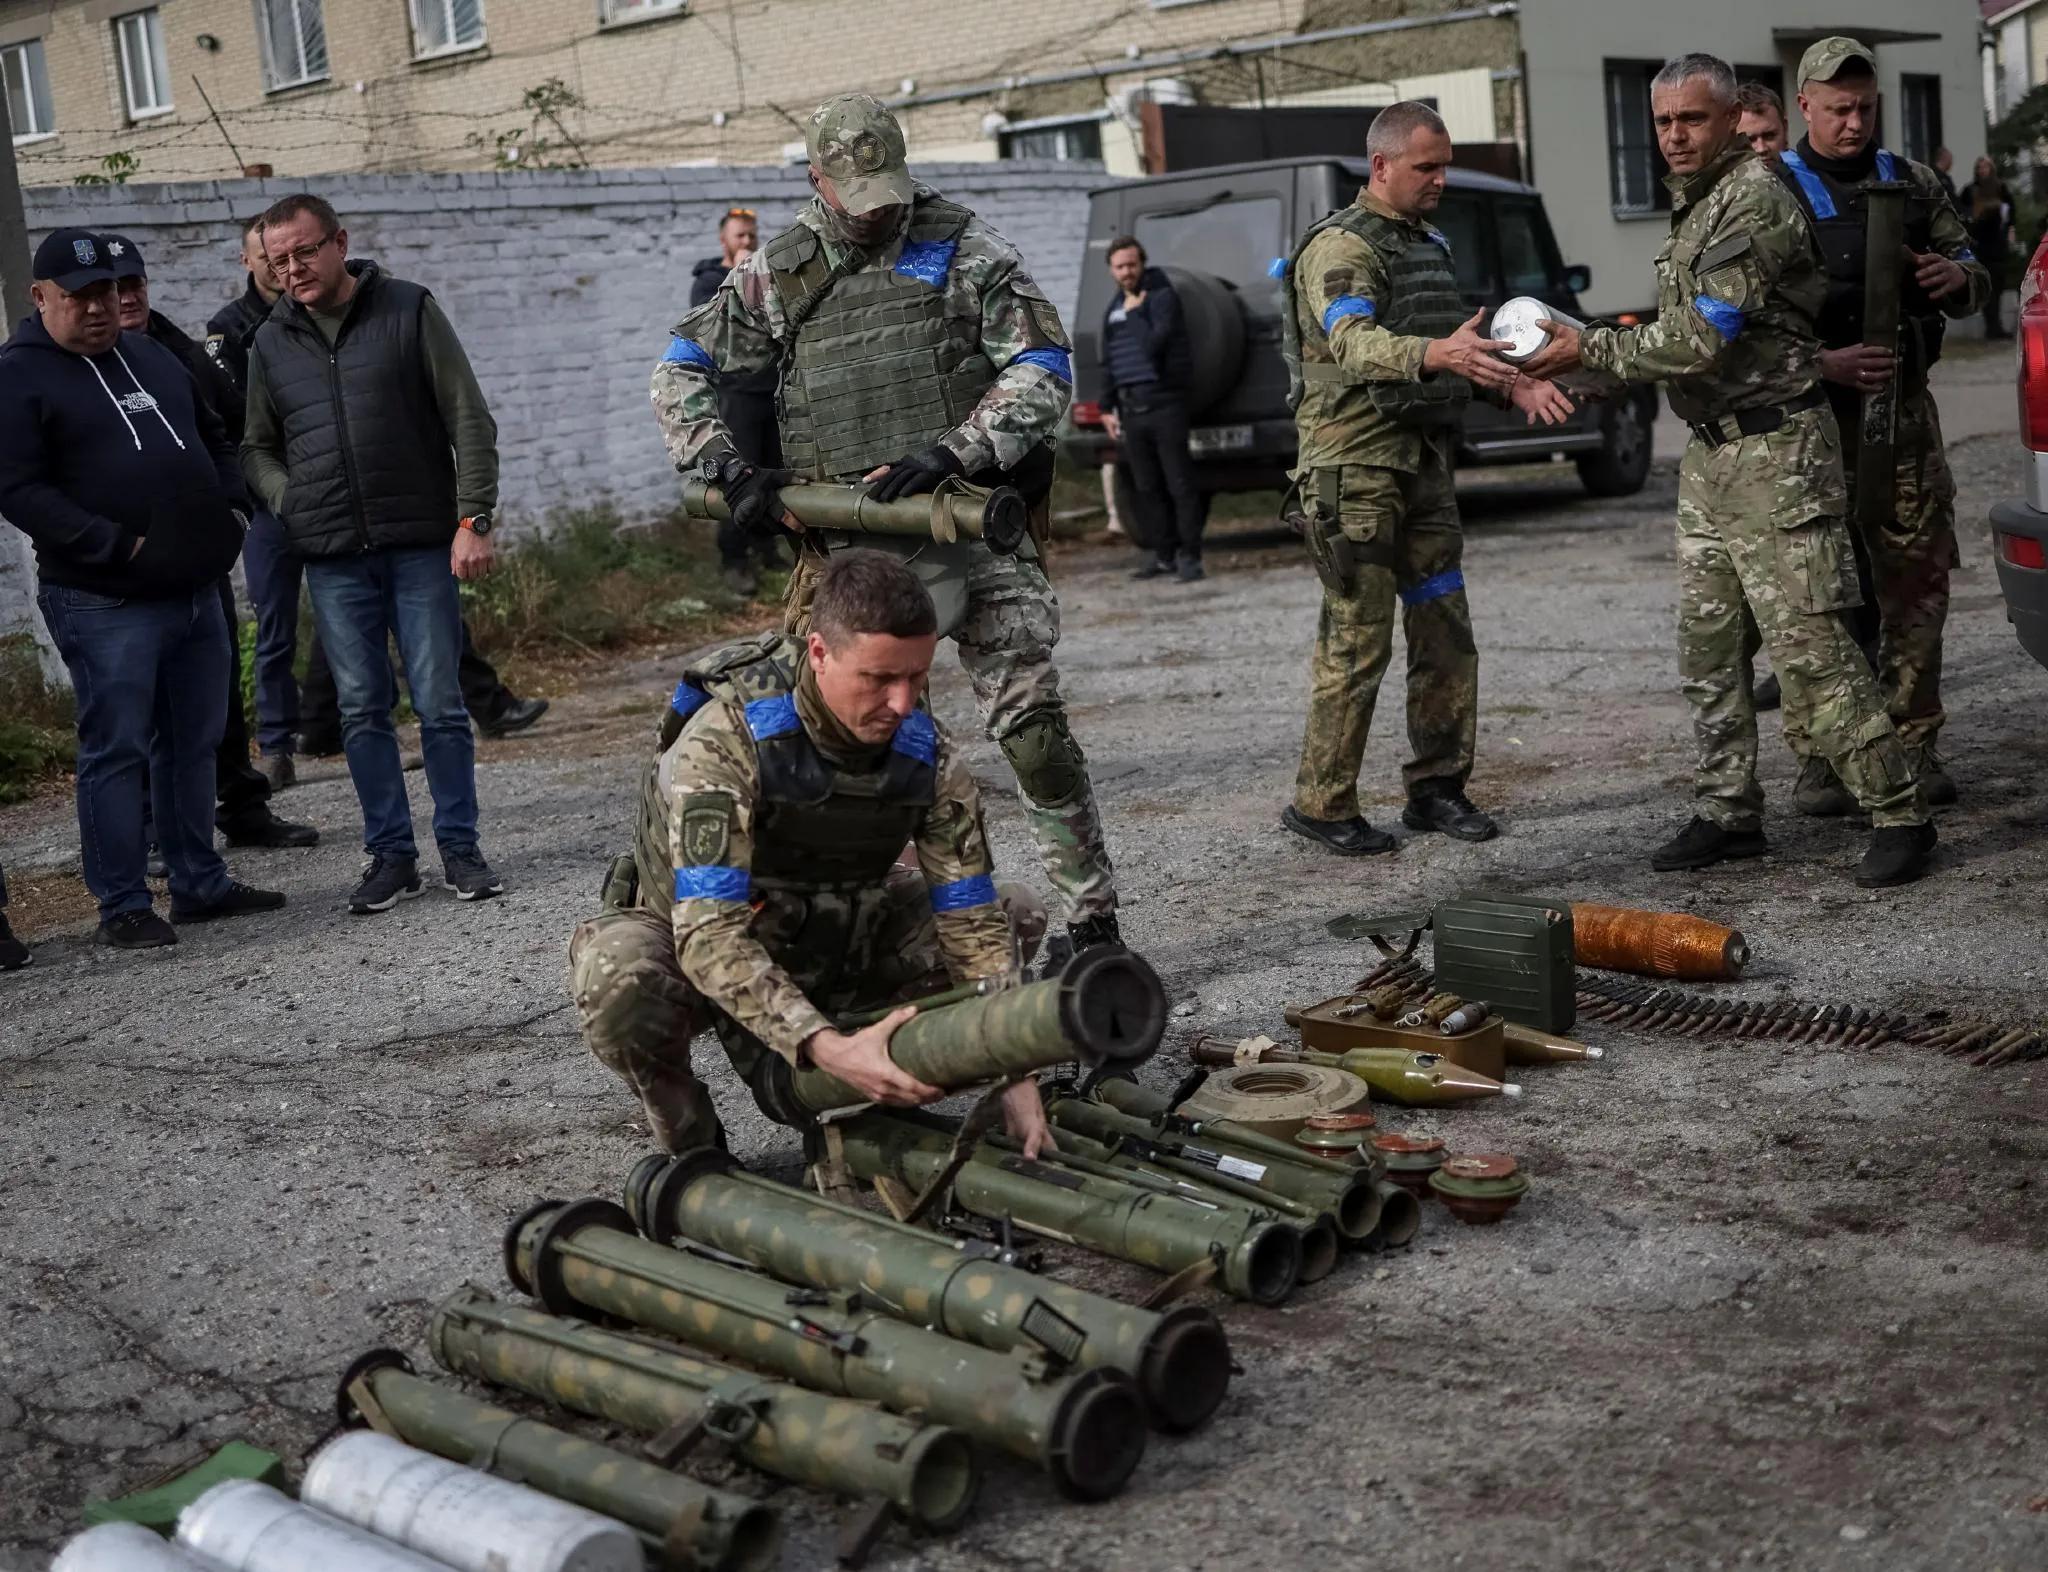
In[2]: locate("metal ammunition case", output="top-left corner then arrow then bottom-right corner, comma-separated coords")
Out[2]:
1429,895 -> 1577,1031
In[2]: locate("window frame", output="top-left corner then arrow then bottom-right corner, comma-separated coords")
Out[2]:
1899,73 -> 1942,164
597,0 -> 686,26
997,114 -> 1105,162
409,0 -> 487,61
114,8 -> 173,121
1604,58 -> 1667,219
3,38 -> 56,142
253,0 -> 331,94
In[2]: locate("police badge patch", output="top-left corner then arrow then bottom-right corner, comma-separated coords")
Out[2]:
205,333 -> 225,362
73,236 -> 96,266
680,792 -> 733,866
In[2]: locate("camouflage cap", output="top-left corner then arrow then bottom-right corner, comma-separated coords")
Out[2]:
1797,36 -> 1877,89
805,94 -> 914,214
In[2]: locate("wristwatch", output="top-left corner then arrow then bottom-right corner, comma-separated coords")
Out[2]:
459,511 -> 494,537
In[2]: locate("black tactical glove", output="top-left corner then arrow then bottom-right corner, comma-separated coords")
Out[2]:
715,453 -> 794,535
868,444 -> 964,504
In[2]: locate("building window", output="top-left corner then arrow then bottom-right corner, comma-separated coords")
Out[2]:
255,0 -> 329,91
3,39 -> 56,140
1901,73 -> 1942,163
412,0 -> 485,57
114,9 -> 172,119
1604,59 -> 1667,217
598,0 -> 685,24
999,118 -> 1103,161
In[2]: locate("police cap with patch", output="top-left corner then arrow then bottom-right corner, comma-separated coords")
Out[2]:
32,227 -> 117,291
101,233 -> 147,279
1797,36 -> 1877,90
805,93 -> 914,214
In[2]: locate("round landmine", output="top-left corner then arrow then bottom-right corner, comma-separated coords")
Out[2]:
1294,1112 -> 1377,1165
1372,1133 -> 1445,1198
1179,1064 -> 1370,1138
1428,1152 -> 1529,1225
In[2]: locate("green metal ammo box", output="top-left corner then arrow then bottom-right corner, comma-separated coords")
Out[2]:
1431,895 -> 1576,1033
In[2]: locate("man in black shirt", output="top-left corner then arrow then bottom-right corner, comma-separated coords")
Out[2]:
1098,237 -> 1205,582
688,206 -> 785,596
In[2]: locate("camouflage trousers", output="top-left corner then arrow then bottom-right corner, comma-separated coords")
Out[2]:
786,542 -> 1117,926
1293,448 -> 1479,821
569,869 -> 1046,1152
1675,406 -> 1923,830
1780,388 -> 1958,756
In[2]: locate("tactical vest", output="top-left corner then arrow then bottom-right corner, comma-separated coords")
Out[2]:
1279,202 -> 1471,429
1776,148 -> 1946,389
633,635 -> 937,911
767,195 -> 997,480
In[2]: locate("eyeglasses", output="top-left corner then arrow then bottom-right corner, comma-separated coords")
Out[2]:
270,233 -> 337,274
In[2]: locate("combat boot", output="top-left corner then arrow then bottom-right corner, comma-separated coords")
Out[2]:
1793,757 -> 1854,817
1650,816 -> 1769,872
1910,744 -> 1957,806
1402,784 -> 1498,842
1282,805 -> 1397,856
1855,822 -> 1937,889
1066,911 -> 1121,953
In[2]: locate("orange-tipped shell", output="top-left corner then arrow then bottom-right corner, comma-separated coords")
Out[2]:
1570,903 -> 1747,981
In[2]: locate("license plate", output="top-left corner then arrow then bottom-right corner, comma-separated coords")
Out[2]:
1189,423 -> 1255,455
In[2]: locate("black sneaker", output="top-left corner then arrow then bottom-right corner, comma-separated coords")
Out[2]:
0,912 -> 28,971
351,855 -> 424,914
1855,822 -> 1937,889
1650,816 -> 1769,872
1282,804 -> 1397,856
218,806 -> 320,849
443,846 -> 505,902
1402,788 -> 1498,842
1176,559 -> 1206,583
477,697 -> 549,740
96,909 -> 177,949
1131,559 -> 1176,580
171,880 -> 288,924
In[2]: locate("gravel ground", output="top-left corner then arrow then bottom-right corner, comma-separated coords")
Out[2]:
3,348 -> 2046,1571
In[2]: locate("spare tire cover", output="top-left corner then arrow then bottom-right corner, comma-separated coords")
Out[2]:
1160,265 -> 1247,418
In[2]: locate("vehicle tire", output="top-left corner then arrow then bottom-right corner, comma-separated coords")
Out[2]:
1576,388 -> 1655,497
1160,266 -> 1247,417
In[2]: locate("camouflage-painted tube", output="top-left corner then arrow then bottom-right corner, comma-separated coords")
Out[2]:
834,1109 -> 1305,1306
1047,1092 -> 1384,1244
336,1353 -> 779,1572
429,1284 -> 979,1528
1371,1180 -> 1423,1249
679,474 -> 1029,554
788,946 -> 1167,1113
502,1201 -> 1145,1502
626,1152 -> 1232,1434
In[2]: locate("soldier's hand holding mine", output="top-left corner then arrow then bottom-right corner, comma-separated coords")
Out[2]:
1422,308 -> 1519,392
866,444 -> 965,502
1819,343 -> 1895,390
1907,246 -> 1968,301
1509,375 -> 1575,428
805,1006 -> 946,1106
1520,316 -> 1584,380
1001,1079 -> 1057,1160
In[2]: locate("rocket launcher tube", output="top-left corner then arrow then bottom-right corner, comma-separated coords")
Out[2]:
503,1202 -> 1145,1502
833,1108 -> 1306,1305
680,474 -> 1030,554
430,1284 -> 980,1528
335,1353 -> 780,1572
788,946 -> 1167,1114
627,1151 -> 1232,1434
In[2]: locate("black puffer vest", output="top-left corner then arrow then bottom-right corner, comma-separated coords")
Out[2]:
252,262 -> 457,559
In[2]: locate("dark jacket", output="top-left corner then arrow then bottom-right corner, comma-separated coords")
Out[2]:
1100,265 -> 1194,412
691,253 -> 779,402
205,277 -> 273,396
0,313 -> 246,598
689,254 -> 730,308
245,261 -> 459,560
146,309 -> 246,442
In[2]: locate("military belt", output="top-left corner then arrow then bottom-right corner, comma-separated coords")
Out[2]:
1688,386 -> 1826,449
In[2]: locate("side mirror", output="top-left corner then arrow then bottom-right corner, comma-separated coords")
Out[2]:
1563,263 -> 1592,295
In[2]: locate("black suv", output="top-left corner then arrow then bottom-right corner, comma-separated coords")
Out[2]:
1066,156 -> 1656,500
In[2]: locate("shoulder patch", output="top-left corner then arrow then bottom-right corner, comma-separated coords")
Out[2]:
680,791 -> 734,867
204,333 -> 225,361
1694,232 -> 1754,277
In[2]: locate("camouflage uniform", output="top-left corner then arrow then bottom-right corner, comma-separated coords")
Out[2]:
1578,145 -> 1924,831
651,129 -> 1116,930
1281,189 -> 1480,820
569,635 -> 1041,1152
1770,148 -> 1989,761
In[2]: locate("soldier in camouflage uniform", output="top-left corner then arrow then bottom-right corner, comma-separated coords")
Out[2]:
1767,37 -> 1990,816
1276,101 -> 1574,856
1526,53 -> 1934,888
650,93 -> 1119,960
568,549 -> 1051,1155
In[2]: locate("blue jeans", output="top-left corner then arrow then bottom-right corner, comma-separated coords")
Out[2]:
304,545 -> 478,860
36,583 -> 233,921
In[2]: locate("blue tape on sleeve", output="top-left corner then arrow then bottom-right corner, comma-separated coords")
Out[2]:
671,681 -> 709,719
929,873 -> 998,913
1691,294 -> 1746,342
1011,347 -> 1073,382
744,694 -> 800,741
663,336 -> 716,370
1268,256 -> 1288,279
1398,568 -> 1466,607
1321,296 -> 1376,334
674,865 -> 751,902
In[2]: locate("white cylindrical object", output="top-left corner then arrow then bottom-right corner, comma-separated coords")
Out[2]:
302,1431 -> 644,1572
175,1480 -> 452,1572
1490,295 -> 1586,362
53,1523 -> 228,1572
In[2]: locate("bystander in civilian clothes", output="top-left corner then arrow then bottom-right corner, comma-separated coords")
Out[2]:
0,228 -> 284,949
1099,237 -> 1206,583
1966,157 -> 2017,339
689,206 -> 787,596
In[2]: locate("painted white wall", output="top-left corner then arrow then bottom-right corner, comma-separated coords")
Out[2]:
1520,0 -> 1987,314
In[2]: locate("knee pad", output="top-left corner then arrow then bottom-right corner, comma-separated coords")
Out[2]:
998,706 -> 1088,809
